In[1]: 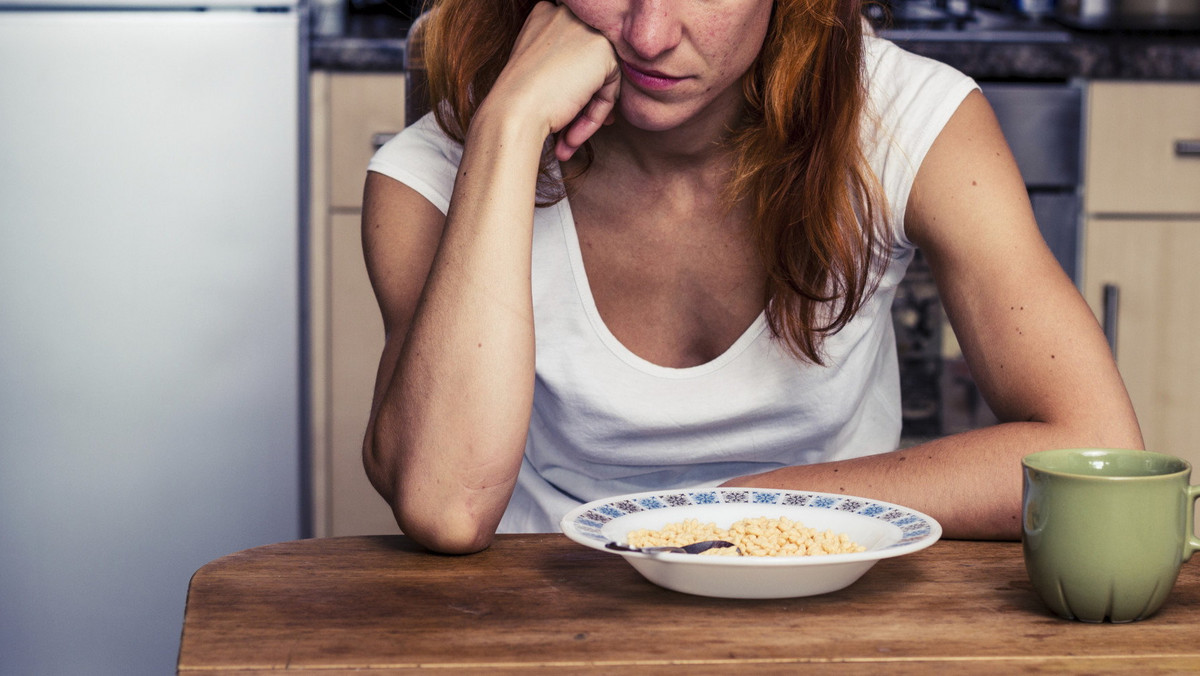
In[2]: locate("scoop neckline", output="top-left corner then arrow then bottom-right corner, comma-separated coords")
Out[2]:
553,196 -> 769,379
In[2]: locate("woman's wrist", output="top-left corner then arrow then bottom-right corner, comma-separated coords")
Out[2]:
470,93 -> 555,159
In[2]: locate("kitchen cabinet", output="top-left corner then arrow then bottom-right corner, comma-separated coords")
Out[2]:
1081,82 -> 1200,510
1083,83 -> 1200,216
309,71 -> 404,536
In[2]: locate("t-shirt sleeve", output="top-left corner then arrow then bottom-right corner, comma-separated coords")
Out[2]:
862,37 -> 980,248
365,112 -> 463,215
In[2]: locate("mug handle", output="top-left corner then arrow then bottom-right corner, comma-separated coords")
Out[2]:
1187,484 -> 1200,561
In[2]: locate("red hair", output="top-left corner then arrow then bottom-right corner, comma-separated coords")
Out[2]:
423,0 -> 887,364
730,0 -> 887,363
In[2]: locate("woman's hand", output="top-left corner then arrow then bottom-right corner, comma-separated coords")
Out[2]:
487,1 -> 621,161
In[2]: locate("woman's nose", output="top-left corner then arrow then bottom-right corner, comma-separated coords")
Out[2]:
622,0 -> 683,61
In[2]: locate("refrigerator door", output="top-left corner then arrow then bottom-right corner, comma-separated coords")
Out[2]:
0,10 -> 302,676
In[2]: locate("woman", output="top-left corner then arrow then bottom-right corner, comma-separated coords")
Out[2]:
360,0 -> 1142,554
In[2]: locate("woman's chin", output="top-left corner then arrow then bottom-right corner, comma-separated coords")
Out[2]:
615,106 -> 692,134
615,91 -> 739,138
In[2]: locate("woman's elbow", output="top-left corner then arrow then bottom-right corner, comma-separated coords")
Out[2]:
1099,421 -> 1145,453
364,439 -> 505,555
1051,402 -> 1145,453
1086,393 -> 1145,451
395,503 -> 499,555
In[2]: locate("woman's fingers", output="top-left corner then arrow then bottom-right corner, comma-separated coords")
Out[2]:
493,2 -> 620,150
555,68 -> 621,161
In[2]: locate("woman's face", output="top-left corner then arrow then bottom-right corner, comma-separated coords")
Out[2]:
562,0 -> 774,133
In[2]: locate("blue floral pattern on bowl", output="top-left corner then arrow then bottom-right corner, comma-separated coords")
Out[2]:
565,488 -> 936,549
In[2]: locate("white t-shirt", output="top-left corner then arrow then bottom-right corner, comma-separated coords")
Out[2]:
367,36 -> 979,532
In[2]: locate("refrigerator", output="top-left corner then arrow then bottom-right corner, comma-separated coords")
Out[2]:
0,0 -> 307,673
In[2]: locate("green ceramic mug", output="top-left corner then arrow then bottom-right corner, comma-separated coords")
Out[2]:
1022,448 -> 1200,623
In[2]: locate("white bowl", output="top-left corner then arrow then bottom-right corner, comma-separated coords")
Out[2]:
560,487 -> 941,599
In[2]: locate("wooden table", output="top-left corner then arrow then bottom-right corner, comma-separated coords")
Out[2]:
178,535 -> 1200,674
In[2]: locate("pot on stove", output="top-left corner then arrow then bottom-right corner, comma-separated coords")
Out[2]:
1056,0 -> 1200,30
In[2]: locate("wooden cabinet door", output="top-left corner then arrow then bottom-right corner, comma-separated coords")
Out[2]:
1083,218 -> 1200,492
328,73 -> 406,210
1085,82 -> 1200,215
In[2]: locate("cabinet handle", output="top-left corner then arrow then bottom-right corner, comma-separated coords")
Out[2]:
1102,284 -> 1119,359
1176,140 -> 1200,157
371,132 -> 398,151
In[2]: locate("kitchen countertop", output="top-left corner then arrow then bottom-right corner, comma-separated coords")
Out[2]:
310,15 -> 411,72
886,23 -> 1200,80
311,11 -> 1200,80
179,534 -> 1200,673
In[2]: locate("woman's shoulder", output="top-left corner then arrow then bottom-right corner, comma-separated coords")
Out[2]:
369,112 -> 463,172
862,35 -> 978,113
366,112 -> 463,215
860,36 -> 979,160
859,36 -> 981,247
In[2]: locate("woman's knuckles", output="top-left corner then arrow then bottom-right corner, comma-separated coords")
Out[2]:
498,3 -> 617,127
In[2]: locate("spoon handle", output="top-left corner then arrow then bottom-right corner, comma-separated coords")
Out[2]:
605,542 -> 685,555
605,540 -> 742,555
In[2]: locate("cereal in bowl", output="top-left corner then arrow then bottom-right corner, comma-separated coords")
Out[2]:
626,516 -> 865,557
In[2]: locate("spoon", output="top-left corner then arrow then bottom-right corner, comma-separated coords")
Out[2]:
606,540 -> 742,556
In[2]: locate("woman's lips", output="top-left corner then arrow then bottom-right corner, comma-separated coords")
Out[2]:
619,60 -> 685,92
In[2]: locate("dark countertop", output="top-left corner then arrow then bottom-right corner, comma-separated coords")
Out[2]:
311,11 -> 1200,80
890,28 -> 1200,80
310,15 -> 412,72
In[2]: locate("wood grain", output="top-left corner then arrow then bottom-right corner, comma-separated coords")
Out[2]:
178,535 -> 1200,673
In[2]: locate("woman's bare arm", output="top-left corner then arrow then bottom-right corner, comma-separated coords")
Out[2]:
361,118 -> 541,554
723,91 -> 1143,540
361,3 -> 620,553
